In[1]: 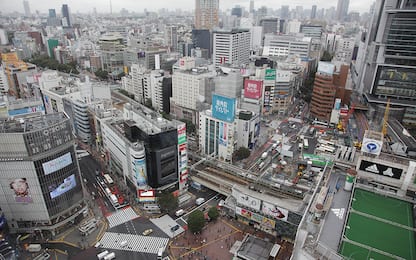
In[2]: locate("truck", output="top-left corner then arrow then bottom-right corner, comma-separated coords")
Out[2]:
175,209 -> 185,217
196,198 -> 205,205
261,152 -> 268,159
27,244 -> 42,253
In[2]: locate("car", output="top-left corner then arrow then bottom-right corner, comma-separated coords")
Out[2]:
142,229 -> 153,236
170,225 -> 180,232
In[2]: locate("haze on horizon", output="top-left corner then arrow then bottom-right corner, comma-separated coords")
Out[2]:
2,0 -> 374,15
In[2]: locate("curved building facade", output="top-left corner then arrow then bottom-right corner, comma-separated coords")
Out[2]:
0,113 -> 86,235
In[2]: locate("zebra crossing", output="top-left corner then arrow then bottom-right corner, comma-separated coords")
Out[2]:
106,207 -> 139,228
99,232 -> 168,254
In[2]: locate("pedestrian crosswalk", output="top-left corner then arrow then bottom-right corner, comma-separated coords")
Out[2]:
106,207 -> 139,228
99,232 -> 168,254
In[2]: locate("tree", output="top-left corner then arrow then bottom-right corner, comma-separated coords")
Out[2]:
188,210 -> 205,233
208,207 -> 219,221
233,147 -> 250,161
180,119 -> 196,134
158,191 -> 178,213
95,68 -> 108,80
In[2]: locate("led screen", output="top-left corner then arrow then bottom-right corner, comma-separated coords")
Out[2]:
42,152 -> 72,175
49,174 -> 77,199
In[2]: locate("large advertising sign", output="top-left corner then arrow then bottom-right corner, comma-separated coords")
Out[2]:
212,94 -> 236,123
262,201 -> 288,221
177,123 -> 188,186
49,174 -> 77,199
236,193 -> 261,212
359,160 -> 403,179
276,70 -> 291,82
42,152 -> 72,175
219,122 -> 228,146
244,79 -> 263,99
361,138 -> 383,155
265,69 -> 276,80
8,105 -> 45,116
138,189 -> 156,202
133,158 -> 147,187
10,178 -> 33,203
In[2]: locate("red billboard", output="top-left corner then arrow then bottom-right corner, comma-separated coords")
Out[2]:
244,80 -> 263,99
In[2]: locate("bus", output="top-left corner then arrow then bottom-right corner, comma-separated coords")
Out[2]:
303,139 -> 309,149
103,174 -> 114,185
317,145 -> 336,154
312,120 -> 328,127
318,139 -> 335,147
79,223 -> 97,236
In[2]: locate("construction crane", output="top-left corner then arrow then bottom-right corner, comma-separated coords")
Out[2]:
340,105 -> 355,132
382,99 -> 390,136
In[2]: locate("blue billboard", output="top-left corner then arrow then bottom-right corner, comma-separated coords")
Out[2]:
212,94 -> 236,123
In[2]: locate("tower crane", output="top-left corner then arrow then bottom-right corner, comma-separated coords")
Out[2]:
382,99 -> 390,136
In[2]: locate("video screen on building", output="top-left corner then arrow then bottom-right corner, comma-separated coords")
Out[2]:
42,152 -> 73,175
48,174 -> 77,199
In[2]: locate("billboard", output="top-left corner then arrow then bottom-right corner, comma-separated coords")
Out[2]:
133,158 -> 147,187
10,178 -> 33,203
359,160 -> 403,179
49,174 -> 77,199
8,105 -> 45,116
317,62 -> 335,75
138,189 -> 156,202
361,138 -> 383,155
276,70 -> 291,82
236,193 -> 261,212
265,69 -> 276,80
244,79 -> 263,99
212,94 -> 236,123
42,152 -> 72,175
219,122 -> 228,146
261,201 -> 288,221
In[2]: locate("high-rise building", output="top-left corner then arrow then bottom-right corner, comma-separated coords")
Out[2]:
0,113 -> 86,235
195,0 -> 219,30
260,18 -> 279,34
192,29 -> 212,58
23,0 -> 30,16
263,34 -> 311,59
98,34 -> 125,75
249,0 -> 254,14
336,0 -> 350,22
311,5 -> 317,19
231,6 -> 243,17
61,4 -> 71,28
358,0 -> 416,128
165,25 -> 178,52
212,29 -> 250,66
281,5 -> 290,19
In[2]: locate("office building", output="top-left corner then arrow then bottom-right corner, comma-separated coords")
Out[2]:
358,0 -> 416,128
311,5 -> 317,19
263,35 -> 311,59
0,113 -> 86,235
48,9 -> 59,26
165,25 -> 178,52
260,18 -> 279,34
336,0 -> 350,22
1,52 -> 37,98
195,0 -> 219,30
23,0 -> 30,16
281,5 -> 290,19
61,4 -> 71,28
192,29 -> 212,58
0,65 -> 9,94
300,25 -> 323,40
249,0 -> 254,13
334,37 -> 355,64
98,34 -> 125,75
231,6 -> 243,17
213,29 -> 250,66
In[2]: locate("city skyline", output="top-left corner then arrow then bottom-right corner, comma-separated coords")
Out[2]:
3,0 -> 374,14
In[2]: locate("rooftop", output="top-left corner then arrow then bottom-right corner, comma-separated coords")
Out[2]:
0,113 -> 67,133
236,234 -> 276,260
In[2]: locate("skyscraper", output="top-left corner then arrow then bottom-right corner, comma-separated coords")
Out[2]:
357,0 -> 416,127
249,0 -> 254,14
281,5 -> 289,19
336,0 -> 350,22
213,29 -> 250,66
195,0 -> 219,30
311,5 -> 317,19
23,0 -> 30,16
61,4 -> 71,28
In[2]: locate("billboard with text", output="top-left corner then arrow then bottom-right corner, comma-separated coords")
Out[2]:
212,94 -> 236,123
244,79 -> 263,99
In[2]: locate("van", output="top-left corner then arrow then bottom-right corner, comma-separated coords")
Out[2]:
120,240 -> 128,248
27,244 -> 42,253
157,247 -> 164,259
104,252 -> 115,260
196,198 -> 205,205
175,209 -> 185,217
97,250 -> 109,260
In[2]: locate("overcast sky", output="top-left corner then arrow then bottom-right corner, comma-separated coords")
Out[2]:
2,0 -> 374,14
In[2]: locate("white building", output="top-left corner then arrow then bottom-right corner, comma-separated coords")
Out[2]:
213,29 -> 251,66
0,65 -> 9,94
263,35 -> 311,59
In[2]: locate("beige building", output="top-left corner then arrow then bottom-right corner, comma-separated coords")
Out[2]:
195,0 -> 219,30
